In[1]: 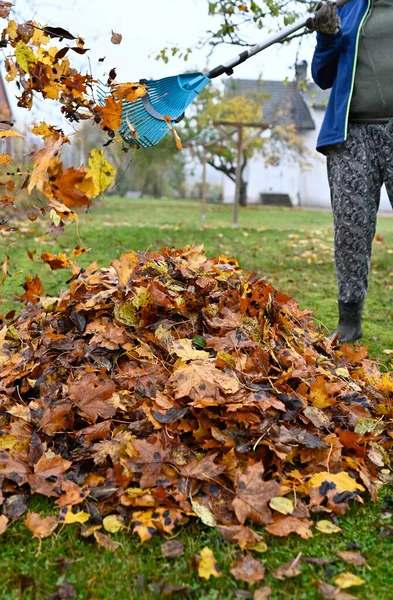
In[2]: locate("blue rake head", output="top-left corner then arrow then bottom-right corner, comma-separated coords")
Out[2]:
97,72 -> 210,148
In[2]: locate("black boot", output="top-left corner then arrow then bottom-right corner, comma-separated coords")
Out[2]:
329,300 -> 364,343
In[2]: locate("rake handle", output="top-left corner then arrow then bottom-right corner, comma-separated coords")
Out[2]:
207,0 -> 351,79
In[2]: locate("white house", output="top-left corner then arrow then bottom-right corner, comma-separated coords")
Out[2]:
192,62 -> 391,210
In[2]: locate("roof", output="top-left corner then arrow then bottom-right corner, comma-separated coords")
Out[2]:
224,78 -> 330,131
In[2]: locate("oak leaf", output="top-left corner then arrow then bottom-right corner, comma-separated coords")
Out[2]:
170,361 -> 239,401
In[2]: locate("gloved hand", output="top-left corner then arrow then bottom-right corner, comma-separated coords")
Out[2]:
306,1 -> 341,35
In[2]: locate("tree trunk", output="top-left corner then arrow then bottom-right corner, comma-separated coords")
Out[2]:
239,179 -> 248,207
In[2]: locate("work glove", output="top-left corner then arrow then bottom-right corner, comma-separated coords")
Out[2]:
306,1 -> 341,35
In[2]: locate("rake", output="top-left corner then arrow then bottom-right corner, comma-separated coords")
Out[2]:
98,0 -> 350,148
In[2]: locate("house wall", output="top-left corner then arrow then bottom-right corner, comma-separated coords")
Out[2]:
220,107 -> 392,210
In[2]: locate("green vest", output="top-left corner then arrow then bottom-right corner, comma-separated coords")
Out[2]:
350,0 -> 393,120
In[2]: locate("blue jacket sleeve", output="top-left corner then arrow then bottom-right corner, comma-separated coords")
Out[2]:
311,30 -> 343,90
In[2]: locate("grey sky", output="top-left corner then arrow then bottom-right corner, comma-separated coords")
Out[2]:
9,0 -> 317,126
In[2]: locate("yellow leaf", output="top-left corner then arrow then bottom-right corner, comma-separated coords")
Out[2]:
0,130 -> 23,138
112,82 -> 147,102
87,149 -> 116,194
376,371 -> 393,393
172,338 -> 210,361
308,472 -> 364,493
5,20 -> 18,40
334,572 -> 365,589
0,154 -> 12,165
59,507 -> 90,525
77,171 -> 99,199
248,540 -> 268,553
103,515 -> 124,533
191,498 -> 216,527
336,367 -> 350,378
269,497 -> 294,515
198,547 -> 221,580
315,520 -> 342,534
15,40 -> 37,73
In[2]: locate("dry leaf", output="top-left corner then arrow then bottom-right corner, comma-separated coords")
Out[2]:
317,582 -> 359,600
0,514 -> 9,535
111,30 -> 122,44
230,554 -> 265,583
337,551 -> 366,566
272,553 -> 302,580
25,512 -> 57,538
161,540 -> 184,558
93,530 -> 121,551
334,572 -> 365,589
253,587 -> 272,600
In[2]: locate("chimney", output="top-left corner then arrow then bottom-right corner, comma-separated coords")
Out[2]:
295,60 -> 308,83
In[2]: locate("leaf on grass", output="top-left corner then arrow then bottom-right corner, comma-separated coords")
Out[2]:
337,551 -> 366,566
58,507 -> 90,525
93,530 -> 121,551
230,554 -> 265,583
25,512 -> 57,538
216,525 -> 267,551
315,520 -> 342,534
317,582 -> 359,600
265,516 -> 313,540
161,540 -> 184,558
334,572 -> 365,589
197,547 -> 221,580
272,553 -> 302,580
253,587 -> 272,600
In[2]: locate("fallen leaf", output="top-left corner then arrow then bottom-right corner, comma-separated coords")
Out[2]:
337,551 -> 366,566
253,587 -> 272,600
230,554 -> 265,583
317,582 -> 359,600
172,338 -> 210,361
265,516 -> 313,540
272,553 -> 302,579
232,462 -> 280,525
197,547 -> 221,580
191,498 -> 216,527
93,530 -> 121,551
334,572 -> 366,589
25,512 -> 57,538
58,507 -> 90,525
315,520 -> 342,534
269,497 -> 294,515
103,514 -> 124,533
0,514 -> 9,535
161,540 -> 184,558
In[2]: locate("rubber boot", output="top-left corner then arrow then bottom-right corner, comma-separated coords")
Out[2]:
328,300 -> 364,343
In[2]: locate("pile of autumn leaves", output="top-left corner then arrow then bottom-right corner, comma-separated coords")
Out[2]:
0,247 -> 392,565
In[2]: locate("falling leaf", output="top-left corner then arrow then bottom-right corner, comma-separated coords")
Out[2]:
315,520 -> 342,534
197,547 -> 221,580
25,512 -> 57,538
273,553 -> 302,579
0,153 -> 12,165
269,497 -> 294,515
40,251 -> 72,270
87,148 -> 116,194
334,572 -> 366,589
230,554 -> 265,583
0,130 -> 22,138
112,82 -> 146,102
337,551 -> 366,566
163,115 -> 183,150
97,96 -> 122,132
111,30 -> 122,44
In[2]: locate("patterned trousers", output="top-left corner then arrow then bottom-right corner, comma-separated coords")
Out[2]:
326,123 -> 393,303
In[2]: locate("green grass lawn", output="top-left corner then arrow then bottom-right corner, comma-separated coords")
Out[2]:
1,197 -> 393,599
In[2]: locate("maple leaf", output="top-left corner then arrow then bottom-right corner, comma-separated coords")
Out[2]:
0,153 -> 12,165
232,462 -> 280,525
20,274 -> 44,304
97,96 -> 122,132
132,507 -> 184,542
40,251 -> 72,270
52,166 -> 92,208
172,338 -> 210,361
230,554 -> 265,583
265,516 -> 313,540
112,82 -> 146,102
170,361 -> 239,402
68,372 -> 117,423
180,452 -> 226,481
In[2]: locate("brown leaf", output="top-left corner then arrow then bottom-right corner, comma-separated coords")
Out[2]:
68,372 -> 117,423
40,251 -> 72,271
253,588 -> 272,600
337,551 -> 366,566
230,554 -> 265,583
265,516 -> 313,540
111,30 -> 122,44
217,525 -> 266,550
20,274 -> 44,304
24,512 -> 57,538
97,96 -> 122,132
317,582 -> 359,600
232,463 -> 279,525
161,540 -> 184,557
93,530 -> 121,551
272,553 -> 302,580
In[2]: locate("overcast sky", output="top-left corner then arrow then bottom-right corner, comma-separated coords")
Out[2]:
9,0 -> 317,126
